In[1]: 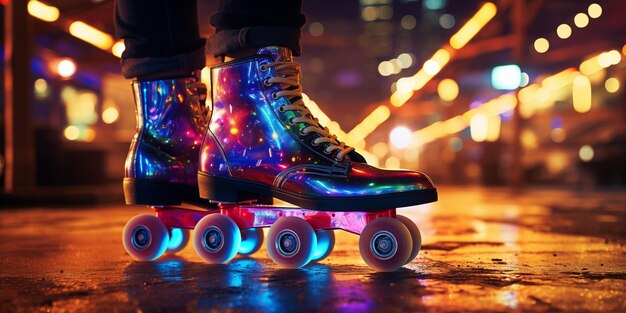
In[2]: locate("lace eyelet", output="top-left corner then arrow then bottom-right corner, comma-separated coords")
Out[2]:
263,78 -> 272,87
259,63 -> 269,72
278,106 -> 285,113
289,118 -> 296,125
271,92 -> 279,100
311,140 -> 319,147
323,148 -> 331,154
299,130 -> 307,136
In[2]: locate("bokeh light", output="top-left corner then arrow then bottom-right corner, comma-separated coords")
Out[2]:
588,3 -> 602,19
491,64 -> 522,90
309,22 -> 324,37
34,78 -> 49,99
437,78 -> 459,101
604,77 -> 620,93
534,38 -> 549,53
401,15 -> 416,30
111,41 -> 125,58
102,107 -> 120,124
550,128 -> 566,143
397,53 -> 413,68
556,24 -> 572,39
579,145 -> 594,162
57,59 -> 77,78
439,14 -> 455,29
448,137 -> 463,152
574,13 -> 589,28
573,75 -> 592,113
390,126 -> 412,149
27,0 -> 59,22
64,126 -> 80,141
423,60 -> 441,75
378,61 -> 393,76
384,156 -> 400,169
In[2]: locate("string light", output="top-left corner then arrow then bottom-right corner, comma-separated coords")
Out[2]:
69,21 -> 114,50
574,13 -> 589,28
556,24 -> 572,39
27,0 -> 59,22
572,75 -> 592,113
587,3 -> 602,19
449,2 -> 497,50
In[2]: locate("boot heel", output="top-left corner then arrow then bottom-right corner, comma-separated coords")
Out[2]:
198,174 -> 268,203
124,178 -> 186,205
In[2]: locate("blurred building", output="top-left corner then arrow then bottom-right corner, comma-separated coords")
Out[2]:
2,0 -> 625,201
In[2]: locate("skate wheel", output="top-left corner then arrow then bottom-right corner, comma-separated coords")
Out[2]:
311,230 -> 335,262
267,217 -> 317,269
122,214 -> 170,261
359,217 -> 412,272
193,214 -> 241,263
165,227 -> 190,255
396,215 -> 422,264
238,228 -> 264,256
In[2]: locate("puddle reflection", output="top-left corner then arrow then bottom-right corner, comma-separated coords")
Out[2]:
123,258 -> 430,312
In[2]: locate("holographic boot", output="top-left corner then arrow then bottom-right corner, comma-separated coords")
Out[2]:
198,46 -> 437,211
123,76 -> 210,205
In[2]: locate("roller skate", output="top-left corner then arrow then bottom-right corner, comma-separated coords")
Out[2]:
122,47 -> 437,271
122,74 -> 268,259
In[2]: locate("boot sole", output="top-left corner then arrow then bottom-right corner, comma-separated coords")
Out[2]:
198,173 -> 438,212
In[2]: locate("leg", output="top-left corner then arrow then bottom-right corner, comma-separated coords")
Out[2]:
115,0 -> 209,205
114,0 -> 206,79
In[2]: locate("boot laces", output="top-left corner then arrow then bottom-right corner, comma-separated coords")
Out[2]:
265,61 -> 354,162
190,80 -> 209,131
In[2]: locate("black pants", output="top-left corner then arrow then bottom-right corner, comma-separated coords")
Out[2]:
115,0 -> 306,78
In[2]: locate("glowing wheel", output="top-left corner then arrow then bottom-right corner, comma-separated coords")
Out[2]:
238,228 -> 264,256
193,214 -> 241,263
311,230 -> 335,262
396,215 -> 422,264
123,214 -> 170,261
165,227 -> 190,255
267,217 -> 316,268
359,217 -> 412,272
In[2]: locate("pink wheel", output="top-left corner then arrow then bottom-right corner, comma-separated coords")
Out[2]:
311,230 -> 335,262
396,215 -> 422,264
238,228 -> 264,256
165,228 -> 190,255
122,214 -> 170,261
193,214 -> 241,264
267,217 -> 317,269
359,217 -> 412,272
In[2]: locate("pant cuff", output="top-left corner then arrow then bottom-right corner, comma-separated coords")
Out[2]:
208,26 -> 302,57
120,45 -> 206,79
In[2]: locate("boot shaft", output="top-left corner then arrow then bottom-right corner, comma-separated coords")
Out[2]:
126,77 -> 207,184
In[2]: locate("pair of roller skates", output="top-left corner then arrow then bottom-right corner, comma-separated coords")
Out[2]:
122,46 -> 437,272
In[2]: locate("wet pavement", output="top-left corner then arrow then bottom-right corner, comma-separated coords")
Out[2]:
1,186 -> 625,312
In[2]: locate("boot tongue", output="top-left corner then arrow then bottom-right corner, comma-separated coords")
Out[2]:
257,46 -> 293,62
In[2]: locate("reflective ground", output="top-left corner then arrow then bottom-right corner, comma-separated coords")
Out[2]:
1,186 -> 624,312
